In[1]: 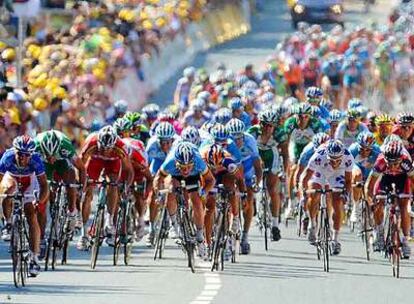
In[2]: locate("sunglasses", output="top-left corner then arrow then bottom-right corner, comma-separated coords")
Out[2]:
360,146 -> 372,152
328,157 -> 342,165
348,117 -> 360,122
261,122 -> 274,128
160,139 -> 173,145
401,125 -> 413,130
17,151 -> 31,158
387,159 -> 401,166
299,114 -> 310,119
176,162 -> 194,171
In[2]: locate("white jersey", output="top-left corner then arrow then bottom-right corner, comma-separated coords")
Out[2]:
307,147 -> 354,187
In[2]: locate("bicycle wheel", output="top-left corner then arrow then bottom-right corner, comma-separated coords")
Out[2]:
392,224 -> 400,278
154,205 -> 167,260
61,237 -> 69,265
113,208 -> 122,266
361,202 -> 370,261
262,194 -> 269,251
11,221 -> 23,288
231,233 -> 239,263
323,212 -> 330,273
44,208 -> 57,271
90,208 -> 104,269
182,212 -> 195,273
211,213 -> 223,272
124,206 -> 133,265
297,204 -> 303,237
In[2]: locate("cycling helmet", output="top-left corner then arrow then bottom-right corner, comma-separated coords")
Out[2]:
206,144 -> 225,168
312,133 -> 330,148
181,126 -> 201,146
320,98 -> 333,111
124,111 -> 141,127
357,132 -> 375,148
226,118 -> 246,137
235,75 -> 249,87
382,134 -> 403,147
13,135 -> 36,154
211,124 -> 229,142
258,109 -> 277,124
229,97 -> 244,111
329,109 -> 343,123
347,108 -> 362,120
357,106 -> 368,119
197,91 -> 211,103
383,141 -> 403,162
201,121 -> 218,133
213,108 -> 232,125
326,139 -> 345,159
113,117 -> 132,135
348,98 -> 362,109
97,126 -> 117,149
310,105 -> 321,117
158,111 -> 176,123
39,130 -> 61,156
174,141 -> 194,165
114,100 -> 128,114
90,119 -> 103,133
191,98 -> 205,111
375,113 -> 393,125
243,80 -> 259,90
142,103 -> 160,120
296,103 -> 312,115
305,86 -> 323,100
396,112 -> 414,125
273,104 -> 290,118
155,122 -> 175,140
367,111 -> 377,124
282,96 -> 300,108
183,66 -> 196,78
260,92 -> 275,103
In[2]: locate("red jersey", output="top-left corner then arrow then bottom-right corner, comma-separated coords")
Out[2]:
122,138 -> 147,166
373,153 -> 414,177
81,133 -> 127,161
392,126 -> 414,158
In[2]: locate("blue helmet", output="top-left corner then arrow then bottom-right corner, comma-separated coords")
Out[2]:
174,141 -> 195,165
312,133 -> 330,148
305,86 -> 323,100
226,118 -> 246,137
155,122 -> 175,140
357,131 -> 375,148
213,108 -> 232,125
348,98 -> 362,109
13,135 -> 36,154
320,98 -> 333,111
329,109 -> 343,123
210,124 -> 229,142
181,126 -> 201,147
229,97 -> 244,111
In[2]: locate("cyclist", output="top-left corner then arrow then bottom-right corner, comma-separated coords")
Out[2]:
300,139 -> 354,255
106,100 -> 128,124
247,109 -> 283,241
153,141 -> 215,258
174,66 -> 196,117
141,103 -> 160,130
182,99 -> 211,129
341,55 -> 363,109
124,112 -> 151,144
392,112 -> 414,158
200,144 -> 246,255
348,132 -> 380,223
77,126 -> 134,250
145,122 -> 177,245
34,130 -> 87,256
365,141 -> 414,258
0,135 -> 49,276
229,97 -> 252,129
181,126 -> 202,147
374,113 -> 394,145
328,109 -> 343,138
335,108 -> 369,147
226,118 -> 262,254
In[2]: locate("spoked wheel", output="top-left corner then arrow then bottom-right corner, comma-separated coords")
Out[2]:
113,209 -> 123,266
297,205 -> 303,237
231,234 -> 239,263
44,214 -> 56,271
361,204 -> 371,261
61,238 -> 69,265
124,243 -> 132,265
211,214 -> 223,272
90,209 -> 104,269
154,207 -> 167,260
262,199 -> 269,251
392,228 -> 400,278
11,223 -> 24,288
323,226 -> 330,273
187,243 -> 195,273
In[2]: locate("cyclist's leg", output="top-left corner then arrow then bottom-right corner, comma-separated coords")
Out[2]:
351,166 -> 363,222
24,202 -> 40,255
204,194 -> 215,246
59,161 -> 78,214
104,159 -> 122,229
307,181 -> 322,243
222,172 -> 238,230
1,173 -> 17,232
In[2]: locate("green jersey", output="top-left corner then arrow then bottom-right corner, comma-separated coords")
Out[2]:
35,130 -> 76,160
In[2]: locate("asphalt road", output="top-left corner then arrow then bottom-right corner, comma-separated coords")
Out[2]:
1,1 -> 412,303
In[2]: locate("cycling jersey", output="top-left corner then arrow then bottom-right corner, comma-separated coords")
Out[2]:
146,136 -> 174,175
81,133 -> 127,161
183,110 -> 211,129
120,138 -> 148,183
349,143 -> 381,180
298,142 -> 317,167
0,148 -> 45,178
335,122 -> 369,147
307,147 -> 354,188
237,111 -> 252,129
160,146 -> 208,177
35,130 -> 76,160
199,138 -> 242,164
392,126 -> 414,158
234,133 -> 260,186
247,125 -> 281,174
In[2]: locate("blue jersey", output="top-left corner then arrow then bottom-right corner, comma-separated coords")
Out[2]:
146,137 -> 169,175
236,133 -> 260,178
0,149 -> 45,177
199,138 -> 242,164
240,111 -> 252,129
161,146 -> 208,177
349,143 -> 381,180
298,142 -> 316,167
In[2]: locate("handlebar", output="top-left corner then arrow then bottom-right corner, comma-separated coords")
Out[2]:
306,188 -> 345,195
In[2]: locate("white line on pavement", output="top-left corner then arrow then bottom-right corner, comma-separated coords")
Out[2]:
190,261 -> 222,304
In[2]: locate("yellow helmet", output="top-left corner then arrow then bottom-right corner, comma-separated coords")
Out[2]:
375,113 -> 393,125
52,87 -> 67,99
33,97 -> 49,111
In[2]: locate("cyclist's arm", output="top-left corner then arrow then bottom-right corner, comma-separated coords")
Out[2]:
121,156 -> 134,186
37,173 -> 49,206
201,168 -> 215,194
153,170 -> 167,193
80,146 -> 95,163
235,169 -> 247,193
253,158 -> 263,185
295,164 -> 306,189
72,155 -> 87,190
345,171 -> 352,194
300,167 -> 314,192
365,172 -> 379,205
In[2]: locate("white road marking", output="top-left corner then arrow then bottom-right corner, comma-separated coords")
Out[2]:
190,260 -> 222,304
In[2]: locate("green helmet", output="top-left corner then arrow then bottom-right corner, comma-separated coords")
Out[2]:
39,130 -> 61,157
113,117 -> 132,135
124,111 -> 141,127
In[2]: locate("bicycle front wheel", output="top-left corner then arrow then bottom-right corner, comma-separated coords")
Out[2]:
211,213 -> 224,272
90,209 -> 104,269
11,221 -> 24,288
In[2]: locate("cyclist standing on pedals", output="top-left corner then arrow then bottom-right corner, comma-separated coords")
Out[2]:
114,118 -> 152,242
348,132 -> 380,224
153,141 -> 215,259
226,118 -> 262,254
373,113 -> 394,145
0,135 -> 49,276
247,109 -> 283,241
282,102 -> 322,220
34,130 -> 87,258
300,140 -> 354,255
365,141 -> 414,258
199,144 -> 246,258
335,107 -> 369,147
77,126 -> 134,250
145,122 -> 177,246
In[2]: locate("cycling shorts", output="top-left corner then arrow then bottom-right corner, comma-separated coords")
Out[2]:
343,75 -> 359,88
259,148 -> 280,175
172,174 -> 200,193
86,158 -> 121,181
374,174 -> 410,195
45,159 -> 72,180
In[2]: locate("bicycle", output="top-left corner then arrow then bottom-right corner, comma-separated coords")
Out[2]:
210,185 -> 240,271
306,187 -> 344,272
257,169 -> 271,251
160,181 -> 197,273
153,191 -> 169,261
374,184 -> 412,278
44,181 -> 80,271
1,188 -> 37,288
88,179 -> 119,269
353,181 -> 373,261
113,184 -> 135,266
